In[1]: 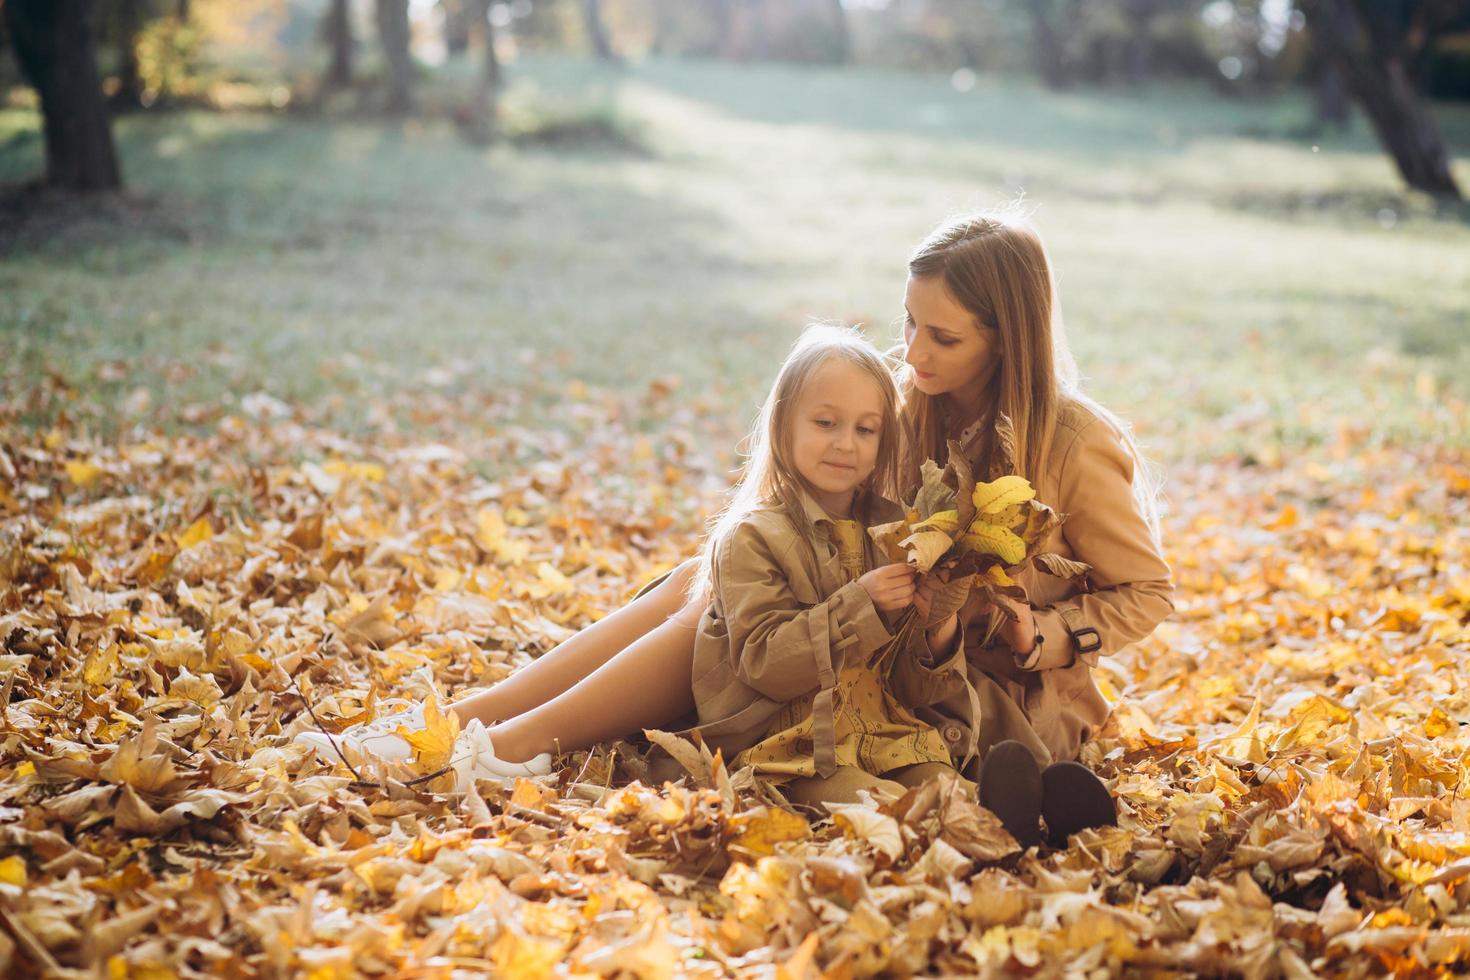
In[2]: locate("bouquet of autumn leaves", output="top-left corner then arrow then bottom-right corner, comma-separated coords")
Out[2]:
868,430 -> 1090,646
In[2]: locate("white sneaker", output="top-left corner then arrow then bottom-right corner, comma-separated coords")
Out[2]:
447,718 -> 553,788
295,702 -> 423,767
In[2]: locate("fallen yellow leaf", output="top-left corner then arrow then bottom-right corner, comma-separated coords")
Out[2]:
65,459 -> 104,488
0,854 -> 26,886
175,516 -> 214,549
730,807 -> 809,856
398,696 -> 460,774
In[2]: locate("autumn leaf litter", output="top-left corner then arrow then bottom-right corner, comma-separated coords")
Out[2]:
1,380 -> 1469,978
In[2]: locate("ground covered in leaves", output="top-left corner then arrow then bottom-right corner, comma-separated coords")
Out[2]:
2,375 -> 1469,978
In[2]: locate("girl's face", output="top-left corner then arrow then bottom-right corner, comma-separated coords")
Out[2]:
902,274 -> 999,411
787,358 -> 885,517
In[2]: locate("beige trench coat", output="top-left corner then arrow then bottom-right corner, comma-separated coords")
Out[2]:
928,398 -> 1176,775
688,490 -> 974,779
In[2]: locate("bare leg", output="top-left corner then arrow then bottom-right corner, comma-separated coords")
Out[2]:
486,610 -> 701,763
450,559 -> 698,726
888,761 -> 976,795
783,767 -> 906,809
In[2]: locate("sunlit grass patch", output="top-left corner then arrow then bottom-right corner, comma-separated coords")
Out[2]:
1,57 -> 1466,456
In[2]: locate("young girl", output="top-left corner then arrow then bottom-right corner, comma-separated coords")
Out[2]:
896,208 -> 1175,846
298,208 -> 1173,846
684,326 -> 973,807
299,328 -> 974,806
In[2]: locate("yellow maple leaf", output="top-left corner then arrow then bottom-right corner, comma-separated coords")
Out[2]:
475,508 -> 530,564
0,854 -> 26,886
961,524 -> 1027,565
322,459 -> 385,482
1425,707 -> 1454,739
175,517 -> 214,549
983,565 -> 1017,588
534,562 -> 573,595
972,475 -> 1035,515
730,807 -> 809,856
911,509 -> 960,535
397,696 -> 460,774
65,460 -> 104,488
83,645 -> 121,687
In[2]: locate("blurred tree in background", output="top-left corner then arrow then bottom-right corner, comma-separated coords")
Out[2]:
374,0 -> 413,113
3,0 -> 121,189
318,0 -> 354,100
459,0 -> 502,142
1298,0 -> 1464,199
2,0 -> 1467,197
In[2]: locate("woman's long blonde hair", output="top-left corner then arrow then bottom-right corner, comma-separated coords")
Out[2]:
899,207 -> 1161,538
691,325 -> 903,600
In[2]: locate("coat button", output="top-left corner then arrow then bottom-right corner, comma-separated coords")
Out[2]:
943,725 -> 963,743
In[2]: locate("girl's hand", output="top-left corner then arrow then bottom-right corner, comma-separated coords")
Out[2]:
859,564 -> 916,616
916,571 -> 959,653
912,569 -> 948,623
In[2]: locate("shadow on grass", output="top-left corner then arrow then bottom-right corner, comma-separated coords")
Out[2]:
623,57 -> 1430,162
0,182 -> 204,261
1222,186 -> 1470,227
0,107 -> 782,439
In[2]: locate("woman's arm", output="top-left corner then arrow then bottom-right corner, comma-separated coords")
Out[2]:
1013,418 -> 1175,671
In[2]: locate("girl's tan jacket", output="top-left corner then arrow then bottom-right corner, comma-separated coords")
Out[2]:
688,491 -> 970,779
937,398 -> 1176,771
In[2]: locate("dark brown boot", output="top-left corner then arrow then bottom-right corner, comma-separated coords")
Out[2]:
1041,761 -> 1116,848
978,740 -> 1044,849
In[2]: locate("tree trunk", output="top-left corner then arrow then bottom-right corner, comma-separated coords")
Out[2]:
1029,1 -> 1071,89
176,0 -> 190,22
701,0 -> 732,58
375,0 -> 414,115
462,0 -> 500,144
112,0 -> 146,111
316,0 -> 355,103
582,0 -> 617,61
829,0 -> 850,64
3,0 -> 123,190
742,0 -> 769,62
1124,0 -> 1157,86
441,0 -> 469,57
1315,58 -> 1350,129
1304,0 -> 1461,199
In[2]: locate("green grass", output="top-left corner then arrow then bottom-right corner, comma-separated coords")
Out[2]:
2,56 -> 1468,458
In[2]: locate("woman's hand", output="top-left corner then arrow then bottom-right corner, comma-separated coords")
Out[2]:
999,600 -> 1037,655
961,589 -> 1036,656
858,564 -> 916,616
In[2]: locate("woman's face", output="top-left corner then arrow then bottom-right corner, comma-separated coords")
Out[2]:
902,274 -> 998,408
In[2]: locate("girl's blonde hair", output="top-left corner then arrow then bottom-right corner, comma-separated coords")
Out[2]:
899,206 -> 1161,538
692,325 -> 902,600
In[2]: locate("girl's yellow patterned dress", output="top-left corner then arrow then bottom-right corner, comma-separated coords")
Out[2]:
733,519 -> 952,780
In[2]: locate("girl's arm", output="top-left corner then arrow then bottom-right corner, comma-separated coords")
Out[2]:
889,583 -> 968,709
1011,417 -> 1175,671
715,520 -> 894,702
